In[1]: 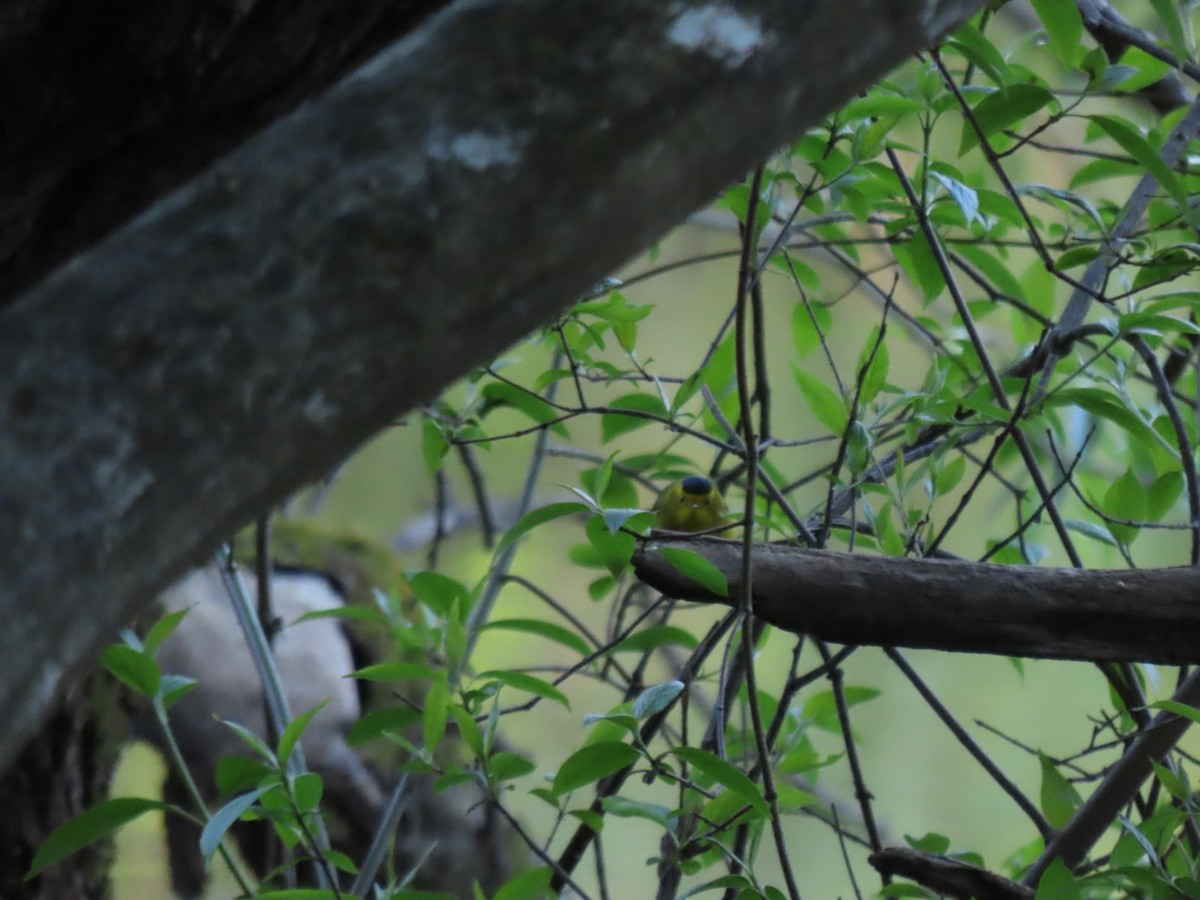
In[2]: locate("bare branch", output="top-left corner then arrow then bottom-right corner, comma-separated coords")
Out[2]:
634,536 -> 1200,664
870,848 -> 1033,900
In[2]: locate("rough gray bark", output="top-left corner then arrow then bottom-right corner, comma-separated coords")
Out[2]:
633,536 -> 1200,663
0,0 -> 447,303
0,0 -> 984,771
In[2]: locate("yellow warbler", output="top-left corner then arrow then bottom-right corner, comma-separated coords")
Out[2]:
653,475 -> 728,532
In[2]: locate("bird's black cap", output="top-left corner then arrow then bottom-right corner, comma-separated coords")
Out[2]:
680,475 -> 714,496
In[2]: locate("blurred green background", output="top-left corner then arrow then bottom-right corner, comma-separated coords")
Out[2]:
107,213 -> 1193,898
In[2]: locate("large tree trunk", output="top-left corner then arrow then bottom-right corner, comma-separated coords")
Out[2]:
0,677 -> 133,898
0,0 -> 447,304
0,0 -> 983,772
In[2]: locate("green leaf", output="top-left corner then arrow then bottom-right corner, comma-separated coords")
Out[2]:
718,182 -> 771,234
673,746 -> 768,814
947,23 -> 1010,85
451,705 -> 484,759
423,677 -> 450,755
601,392 -> 668,443
587,575 -> 617,600
215,755 -> 275,794
933,455 -> 967,496
1130,246 -> 1200,293
633,681 -> 685,720
1069,154 -> 1141,191
609,625 -> 699,654
552,742 -> 640,795
870,501 -> 906,557
657,547 -> 729,597
353,662 -> 439,682
494,866 -> 554,900
276,701 -> 327,769
792,302 -> 833,358
614,320 -> 637,353
200,786 -> 274,861
1150,761 -> 1191,803
893,230 -> 946,301
1034,857 -> 1077,900
580,464 -> 637,511
481,381 -> 566,435
495,502 -> 589,555
905,832 -> 951,854
489,751 -> 537,783
444,597 -> 467,667
602,507 -> 653,535
1146,471 -> 1183,522
960,85 -> 1055,155
435,771 -> 477,796
842,94 -> 926,120
667,372 -> 703,419
572,290 -> 653,324
1143,292 -> 1200,316
956,243 -> 1023,301
477,670 -> 570,708
219,718 -> 276,763
701,786 -> 766,831
1113,309 -> 1200,338
601,796 -> 674,828
585,514 -> 636,579
929,171 -> 979,226
845,420 -> 873,476
803,686 -> 881,732
421,416 -> 449,475
1038,752 -> 1082,828
582,712 -> 639,744
1044,388 -> 1160,450
347,707 -> 422,746
1147,0 -> 1189,65
1055,246 -> 1100,270
1031,0 -> 1083,67
144,608 -> 190,655
160,674 -> 197,709
1103,468 -> 1146,547
856,326 -> 890,404
102,644 -> 160,698
570,809 -> 605,834
1064,518 -> 1117,548
481,618 -> 590,655
409,571 -> 471,618
589,452 -> 616,507
291,772 -> 324,813
879,884 -> 938,898
793,366 -> 848,434
1113,46 -> 1175,94
1027,183 -> 1099,230
294,605 -> 387,627
28,797 -> 168,876
1151,699 -> 1200,725
1090,115 -> 1187,212
775,783 -> 819,812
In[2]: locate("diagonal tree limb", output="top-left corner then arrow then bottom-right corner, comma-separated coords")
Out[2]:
0,0 -> 986,771
0,0 -> 451,306
1021,668 -> 1200,886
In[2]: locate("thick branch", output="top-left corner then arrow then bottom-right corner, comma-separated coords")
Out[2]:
0,0 -> 448,304
634,537 -> 1200,663
0,0 -> 984,770
869,848 -> 1032,900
